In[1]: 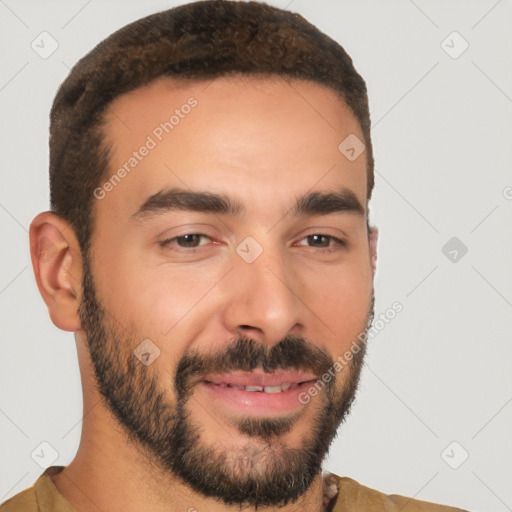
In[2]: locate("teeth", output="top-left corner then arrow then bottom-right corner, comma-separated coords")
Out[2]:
245,385 -> 264,392
243,383 -> 293,393
210,381 -> 295,392
263,385 -> 282,393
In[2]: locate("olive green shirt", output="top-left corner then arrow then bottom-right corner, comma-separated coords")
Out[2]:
0,466 -> 468,511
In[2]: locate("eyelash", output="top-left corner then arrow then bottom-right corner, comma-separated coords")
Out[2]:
158,233 -> 346,254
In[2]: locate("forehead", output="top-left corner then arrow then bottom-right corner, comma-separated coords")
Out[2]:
98,75 -> 368,222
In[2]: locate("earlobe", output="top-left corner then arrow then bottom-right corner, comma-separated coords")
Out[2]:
368,226 -> 378,275
29,212 -> 83,332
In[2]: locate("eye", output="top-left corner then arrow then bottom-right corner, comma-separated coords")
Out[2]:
295,234 -> 346,253
158,232 -> 345,255
159,233 -> 212,250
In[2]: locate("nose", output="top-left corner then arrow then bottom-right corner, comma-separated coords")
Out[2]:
220,243 -> 305,346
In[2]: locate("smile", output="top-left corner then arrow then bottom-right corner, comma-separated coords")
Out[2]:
198,370 -> 318,416
204,382 -> 300,393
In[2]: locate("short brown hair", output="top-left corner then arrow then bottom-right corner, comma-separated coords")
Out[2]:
49,0 -> 374,256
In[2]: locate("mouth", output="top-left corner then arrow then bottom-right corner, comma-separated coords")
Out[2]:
204,369 -> 317,391
198,370 -> 318,416
204,382 -> 303,393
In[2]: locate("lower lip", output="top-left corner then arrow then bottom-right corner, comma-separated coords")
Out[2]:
199,381 -> 315,416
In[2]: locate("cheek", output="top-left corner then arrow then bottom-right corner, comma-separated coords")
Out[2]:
93,236 -> 216,329
303,261 -> 373,346
92,230 -> 373,359
127,264 -> 228,358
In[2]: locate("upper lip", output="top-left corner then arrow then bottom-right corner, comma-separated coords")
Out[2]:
203,369 -> 317,387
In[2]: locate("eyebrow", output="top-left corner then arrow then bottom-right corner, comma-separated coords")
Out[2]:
131,186 -> 365,221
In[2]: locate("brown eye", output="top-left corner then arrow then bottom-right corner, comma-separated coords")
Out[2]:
306,235 -> 331,247
296,234 -> 345,251
159,233 -> 211,250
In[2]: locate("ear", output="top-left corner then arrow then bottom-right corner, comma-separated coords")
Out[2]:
29,212 -> 83,332
368,226 -> 378,276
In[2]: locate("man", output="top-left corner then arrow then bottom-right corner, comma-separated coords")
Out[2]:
1,1 -> 468,511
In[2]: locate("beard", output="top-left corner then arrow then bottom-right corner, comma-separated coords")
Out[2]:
78,251 -> 374,508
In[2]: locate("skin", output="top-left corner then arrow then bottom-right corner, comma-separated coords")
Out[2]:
29,75 -> 378,512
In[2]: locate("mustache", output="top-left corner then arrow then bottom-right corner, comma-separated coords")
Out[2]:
174,335 -> 334,398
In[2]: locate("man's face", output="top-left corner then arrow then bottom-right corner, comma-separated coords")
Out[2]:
79,76 -> 375,507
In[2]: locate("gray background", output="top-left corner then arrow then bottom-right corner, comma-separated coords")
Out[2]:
1,1 -> 511,511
